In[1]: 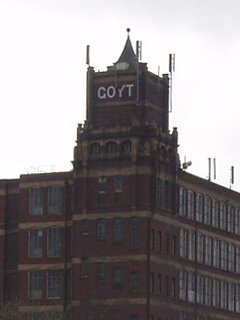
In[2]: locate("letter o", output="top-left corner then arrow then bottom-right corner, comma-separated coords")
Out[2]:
107,86 -> 116,99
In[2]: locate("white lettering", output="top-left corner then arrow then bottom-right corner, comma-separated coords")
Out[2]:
118,85 -> 125,98
126,84 -> 134,97
98,87 -> 106,99
107,86 -> 116,98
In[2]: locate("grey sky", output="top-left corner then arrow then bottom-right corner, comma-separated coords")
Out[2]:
0,0 -> 240,190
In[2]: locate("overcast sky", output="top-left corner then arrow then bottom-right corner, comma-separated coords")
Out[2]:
1,0 -> 240,191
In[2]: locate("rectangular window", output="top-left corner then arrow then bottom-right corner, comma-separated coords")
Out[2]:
130,271 -> 139,291
179,187 -> 186,217
150,229 -> 154,250
115,175 -> 123,192
227,206 -> 234,233
228,243 -> 235,272
172,235 -> 176,256
220,202 -> 227,230
212,278 -> 220,307
82,219 -> 90,235
236,246 -> 240,274
187,190 -> 194,220
114,218 -> 122,243
171,277 -> 176,298
197,233 -> 204,263
212,199 -> 219,227
228,283 -> 235,311
180,228 -> 187,258
29,228 -> 43,258
29,188 -> 43,215
150,272 -> 154,293
81,258 -> 89,278
196,193 -> 203,222
113,267 -> 121,287
47,227 -> 62,257
237,284 -> 240,313
97,219 -> 106,240
188,231 -> 196,261
196,274 -> 203,304
204,276 -> 212,306
47,269 -> 62,299
98,177 -> 106,193
179,270 -> 187,300
213,239 -> 220,268
158,231 -> 162,252
188,272 -> 195,303
158,274 -> 162,295
47,186 -> 62,215
220,241 -> 227,270
28,270 -> 43,300
156,178 -> 161,208
235,208 -> 240,235
204,196 -> 211,225
205,236 -> 212,266
131,217 -> 139,249
220,281 -> 227,309
97,262 -> 105,282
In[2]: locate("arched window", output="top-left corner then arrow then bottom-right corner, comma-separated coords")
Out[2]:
90,143 -> 100,155
122,140 -> 131,153
105,142 -> 117,154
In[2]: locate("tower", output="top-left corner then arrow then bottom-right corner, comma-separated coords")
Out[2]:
71,30 -> 180,320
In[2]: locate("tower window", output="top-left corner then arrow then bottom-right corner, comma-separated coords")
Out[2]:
90,143 -> 100,155
122,140 -> 131,153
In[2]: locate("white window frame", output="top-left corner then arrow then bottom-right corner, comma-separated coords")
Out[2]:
28,269 -> 43,300
47,186 -> 62,215
29,228 -> 43,258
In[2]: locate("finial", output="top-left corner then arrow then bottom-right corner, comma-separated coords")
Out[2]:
126,28 -> 130,34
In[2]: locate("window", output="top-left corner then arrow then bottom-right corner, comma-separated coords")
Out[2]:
212,199 -> 219,227
179,187 -> 186,217
213,239 -> 220,268
106,141 -> 117,154
28,270 -> 43,300
220,241 -> 227,270
113,218 -> 122,243
196,193 -> 203,222
115,175 -> 123,192
47,186 -> 62,215
227,206 -> 234,233
196,275 -> 203,304
98,177 -> 106,193
204,196 -> 211,225
237,284 -> 240,313
158,231 -> 162,252
158,274 -> 162,295
29,228 -> 43,258
172,235 -> 176,256
47,227 -> 62,257
220,281 -> 227,309
156,178 -> 161,208
188,272 -> 196,303
165,276 -> 169,296
212,278 -> 220,307
228,283 -> 235,311
237,246 -> 240,274
187,190 -> 194,220
171,278 -> 176,298
180,228 -> 187,258
29,188 -> 43,215
131,217 -> 139,249
97,219 -> 106,240
179,270 -> 187,300
204,276 -> 212,306
150,229 -> 155,250
113,267 -> 121,287
47,269 -> 62,299
188,231 -> 196,261
235,208 -> 240,235
130,315 -> 138,320
205,236 -> 212,266
122,140 -> 131,153
90,143 -> 100,155
197,233 -> 204,263
97,262 -> 105,282
150,272 -> 154,293
228,243 -> 235,272
82,219 -> 90,235
81,258 -> 89,278
220,202 -> 227,230
130,271 -> 139,291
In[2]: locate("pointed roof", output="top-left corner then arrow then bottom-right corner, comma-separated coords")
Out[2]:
117,29 -> 137,64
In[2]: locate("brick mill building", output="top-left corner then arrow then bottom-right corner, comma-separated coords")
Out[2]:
1,31 -> 240,320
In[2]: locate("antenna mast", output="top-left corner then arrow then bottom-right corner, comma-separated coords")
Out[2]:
169,53 -> 175,113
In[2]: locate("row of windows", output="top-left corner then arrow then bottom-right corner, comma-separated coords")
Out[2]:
150,229 -> 176,256
179,312 -> 221,320
150,273 -> 176,298
180,270 -> 240,312
90,140 -> 131,155
29,186 -> 62,216
82,217 -> 139,248
179,187 -> 240,234
29,227 -> 62,258
28,269 -> 62,299
81,261 -> 139,291
98,175 -> 123,193
180,228 -> 240,272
